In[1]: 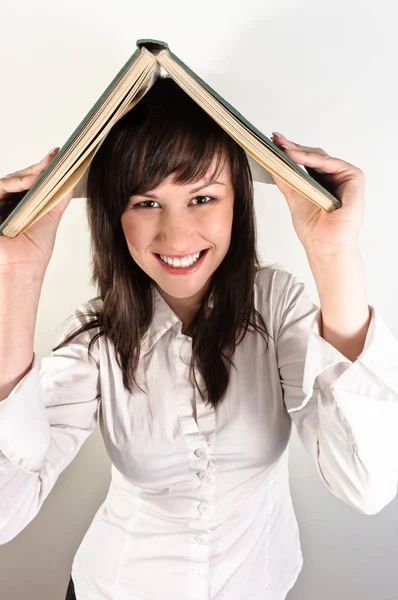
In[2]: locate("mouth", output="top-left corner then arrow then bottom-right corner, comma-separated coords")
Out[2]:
154,249 -> 209,274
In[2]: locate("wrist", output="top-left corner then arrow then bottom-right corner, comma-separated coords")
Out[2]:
304,244 -> 362,268
0,266 -> 46,284
0,269 -> 45,319
304,246 -> 366,308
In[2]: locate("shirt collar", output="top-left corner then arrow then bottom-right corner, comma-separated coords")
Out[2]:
91,285 -> 215,357
140,286 -> 181,356
140,285 -> 214,356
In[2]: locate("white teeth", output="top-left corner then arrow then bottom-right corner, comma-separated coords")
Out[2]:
159,251 -> 202,267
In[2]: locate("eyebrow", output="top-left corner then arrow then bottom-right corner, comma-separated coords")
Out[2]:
134,180 -> 227,200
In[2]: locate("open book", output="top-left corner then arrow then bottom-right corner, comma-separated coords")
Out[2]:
0,38 -> 341,238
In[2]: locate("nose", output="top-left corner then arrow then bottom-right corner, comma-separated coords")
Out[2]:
157,211 -> 197,253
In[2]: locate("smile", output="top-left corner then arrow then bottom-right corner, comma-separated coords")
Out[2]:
154,249 -> 209,274
158,250 -> 206,267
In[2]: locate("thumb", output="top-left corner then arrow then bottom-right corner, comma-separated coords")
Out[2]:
48,191 -> 73,223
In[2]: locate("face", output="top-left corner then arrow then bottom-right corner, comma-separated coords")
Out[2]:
121,157 -> 234,313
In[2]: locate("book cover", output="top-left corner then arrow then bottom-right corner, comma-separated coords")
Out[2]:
0,38 -> 341,236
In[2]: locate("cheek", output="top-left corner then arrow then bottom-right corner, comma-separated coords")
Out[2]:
121,217 -> 151,253
121,203 -> 233,250
203,204 -> 233,243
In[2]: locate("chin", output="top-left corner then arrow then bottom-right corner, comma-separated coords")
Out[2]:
154,275 -> 210,299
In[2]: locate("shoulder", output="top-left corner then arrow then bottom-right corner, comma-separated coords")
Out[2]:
254,265 -> 305,332
55,296 -> 103,347
68,296 -> 103,328
254,265 -> 300,303
254,265 -> 294,291
78,296 -> 103,318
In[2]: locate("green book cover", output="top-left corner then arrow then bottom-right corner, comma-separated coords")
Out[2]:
0,45 -> 143,235
0,38 -> 341,236
140,39 -> 340,209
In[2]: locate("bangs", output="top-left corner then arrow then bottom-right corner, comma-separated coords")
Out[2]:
125,77 -> 236,199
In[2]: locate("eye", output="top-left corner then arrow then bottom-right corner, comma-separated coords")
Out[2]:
130,196 -> 217,209
132,200 -> 160,209
191,195 -> 217,205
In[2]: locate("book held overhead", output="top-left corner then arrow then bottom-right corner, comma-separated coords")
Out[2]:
0,39 -> 341,238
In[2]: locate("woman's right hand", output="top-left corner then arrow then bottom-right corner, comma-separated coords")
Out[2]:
0,148 -> 73,275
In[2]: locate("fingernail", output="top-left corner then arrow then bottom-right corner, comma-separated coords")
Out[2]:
272,132 -> 286,139
48,147 -> 59,155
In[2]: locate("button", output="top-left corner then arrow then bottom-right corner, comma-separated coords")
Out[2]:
198,502 -> 210,515
192,566 -> 202,577
198,471 -> 212,483
195,447 -> 208,460
195,534 -> 206,545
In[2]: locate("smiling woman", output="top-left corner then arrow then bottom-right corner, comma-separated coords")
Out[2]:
2,45 -> 398,600
121,154 -> 235,318
52,75 -> 275,406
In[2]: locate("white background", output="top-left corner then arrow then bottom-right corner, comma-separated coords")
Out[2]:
0,0 -> 397,598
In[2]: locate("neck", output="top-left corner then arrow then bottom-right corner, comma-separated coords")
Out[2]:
155,281 -> 210,335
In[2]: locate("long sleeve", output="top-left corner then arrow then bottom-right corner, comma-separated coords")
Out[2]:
275,271 -> 398,515
0,302 -> 101,544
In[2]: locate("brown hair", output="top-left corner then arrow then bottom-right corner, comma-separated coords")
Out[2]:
53,77 -> 276,409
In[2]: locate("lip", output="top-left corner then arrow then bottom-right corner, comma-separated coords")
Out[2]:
154,249 -> 209,275
155,251 -> 208,259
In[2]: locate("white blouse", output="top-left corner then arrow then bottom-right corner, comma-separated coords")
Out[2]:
1,266 -> 398,600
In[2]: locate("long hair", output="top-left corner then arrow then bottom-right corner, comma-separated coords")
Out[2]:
53,76 -> 276,409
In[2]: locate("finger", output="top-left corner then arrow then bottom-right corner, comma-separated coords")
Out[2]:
0,171 -> 43,200
280,146 -> 359,176
272,135 -> 328,156
44,191 -> 73,227
0,148 -> 60,200
3,148 -> 60,181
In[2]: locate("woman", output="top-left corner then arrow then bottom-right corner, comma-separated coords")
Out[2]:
1,77 -> 397,600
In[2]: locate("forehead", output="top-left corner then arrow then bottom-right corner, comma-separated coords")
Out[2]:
168,156 -> 232,187
128,141 -> 234,200
131,158 -> 232,201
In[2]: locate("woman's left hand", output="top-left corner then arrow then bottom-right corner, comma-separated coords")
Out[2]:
270,132 -> 365,256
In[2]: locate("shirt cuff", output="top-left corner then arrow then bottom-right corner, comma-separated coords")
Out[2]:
0,353 -> 51,471
288,305 -> 398,413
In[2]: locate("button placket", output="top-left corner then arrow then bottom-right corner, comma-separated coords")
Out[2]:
194,445 -> 213,488
173,333 -> 216,597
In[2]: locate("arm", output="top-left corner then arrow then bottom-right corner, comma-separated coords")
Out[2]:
0,269 -> 44,401
276,269 -> 398,516
306,247 -> 371,362
0,301 -> 101,544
